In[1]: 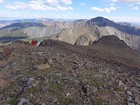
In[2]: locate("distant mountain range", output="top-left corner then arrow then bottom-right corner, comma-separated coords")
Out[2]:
0,22 -> 46,31
0,17 -> 140,50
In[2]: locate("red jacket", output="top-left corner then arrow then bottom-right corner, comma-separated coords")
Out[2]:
31,40 -> 37,46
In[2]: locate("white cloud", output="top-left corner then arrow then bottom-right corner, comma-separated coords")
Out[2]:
5,0 -> 73,11
80,2 -> 86,6
91,7 -> 105,12
0,0 -> 3,3
6,2 -> 28,10
112,0 -> 140,3
56,6 -> 73,11
91,6 -> 116,13
47,0 -> 72,5
131,6 -> 139,10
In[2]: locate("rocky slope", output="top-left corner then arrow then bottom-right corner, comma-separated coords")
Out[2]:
0,36 -> 140,105
0,17 -> 140,50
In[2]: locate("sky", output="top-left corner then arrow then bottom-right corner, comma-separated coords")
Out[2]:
0,0 -> 140,22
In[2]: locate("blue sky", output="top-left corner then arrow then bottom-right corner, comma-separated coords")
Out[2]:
0,0 -> 140,22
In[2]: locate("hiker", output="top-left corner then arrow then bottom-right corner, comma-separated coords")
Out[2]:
31,39 -> 38,46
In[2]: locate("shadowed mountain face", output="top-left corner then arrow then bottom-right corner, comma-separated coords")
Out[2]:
0,17 -> 140,50
0,36 -> 140,105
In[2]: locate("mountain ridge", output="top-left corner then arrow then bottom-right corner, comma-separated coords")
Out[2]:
0,17 -> 140,50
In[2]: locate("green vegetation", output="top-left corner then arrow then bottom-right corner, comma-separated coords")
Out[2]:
3,85 -> 19,105
54,98 -> 76,105
50,84 -> 63,95
91,77 -> 102,88
93,97 -> 104,105
23,67 -> 52,77
9,98 -> 18,105
23,60 -> 33,69
31,101 -> 38,105
23,87 -> 40,97
113,86 -> 124,92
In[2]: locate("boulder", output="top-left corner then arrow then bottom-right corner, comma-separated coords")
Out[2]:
18,98 -> 33,105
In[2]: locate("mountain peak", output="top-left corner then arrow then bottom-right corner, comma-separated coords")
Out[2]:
86,16 -> 115,27
93,16 -> 109,21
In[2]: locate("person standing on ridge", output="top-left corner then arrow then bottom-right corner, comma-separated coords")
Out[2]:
31,39 -> 38,46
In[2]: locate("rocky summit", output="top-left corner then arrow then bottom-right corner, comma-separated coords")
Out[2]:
0,36 -> 140,105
